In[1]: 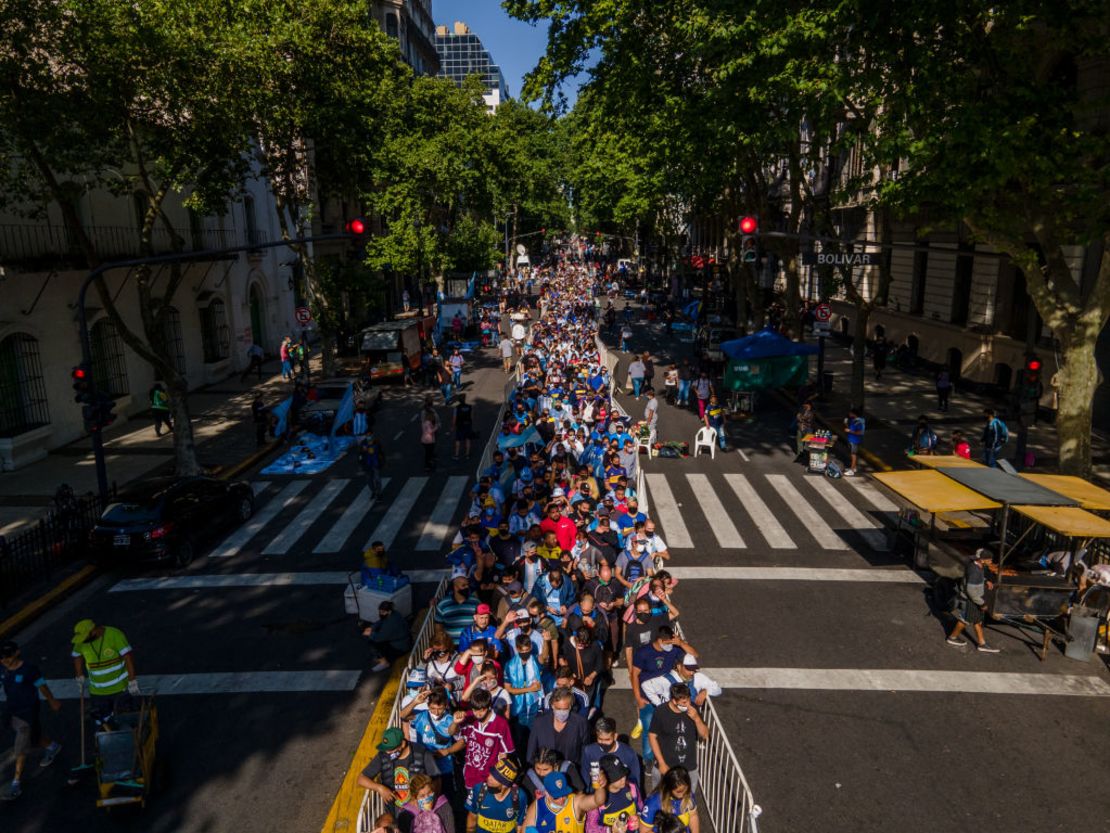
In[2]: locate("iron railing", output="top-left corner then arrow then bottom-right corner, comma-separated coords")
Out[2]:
0,223 -> 252,268
0,489 -> 108,606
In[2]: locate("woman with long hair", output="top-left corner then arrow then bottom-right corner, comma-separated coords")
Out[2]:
638,767 -> 698,833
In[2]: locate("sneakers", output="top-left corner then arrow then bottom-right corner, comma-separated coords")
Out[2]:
40,742 -> 61,768
946,637 -> 968,647
2,782 -> 21,801
976,642 -> 1001,653
370,659 -> 390,673
843,469 -> 857,476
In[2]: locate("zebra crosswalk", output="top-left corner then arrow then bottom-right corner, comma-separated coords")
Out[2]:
206,467 -> 893,564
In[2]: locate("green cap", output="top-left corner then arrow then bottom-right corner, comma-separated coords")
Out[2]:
377,726 -> 405,752
72,619 -> 96,645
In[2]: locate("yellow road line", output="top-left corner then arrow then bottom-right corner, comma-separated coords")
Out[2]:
0,563 -> 99,639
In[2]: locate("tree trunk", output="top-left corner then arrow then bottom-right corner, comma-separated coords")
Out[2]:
167,378 -> 201,476
1054,326 -> 1100,477
851,305 -> 871,412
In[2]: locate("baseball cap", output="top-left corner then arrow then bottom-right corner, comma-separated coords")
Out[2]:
0,640 -> 18,659
72,618 -> 96,645
551,487 -> 565,498
682,652 -> 699,669
376,726 -> 404,751
476,603 -> 492,615
515,608 -> 532,621
491,756 -> 519,787
543,771 -> 573,798
406,667 -> 428,689
451,566 -> 470,581
507,581 -> 523,593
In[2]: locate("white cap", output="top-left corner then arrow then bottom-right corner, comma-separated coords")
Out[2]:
681,652 -> 699,669
551,487 -> 565,497
451,565 -> 469,580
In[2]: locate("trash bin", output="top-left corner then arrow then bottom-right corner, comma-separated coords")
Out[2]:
1065,606 -> 1100,662
821,371 -> 834,393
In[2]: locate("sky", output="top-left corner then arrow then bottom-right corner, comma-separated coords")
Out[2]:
432,0 -> 580,105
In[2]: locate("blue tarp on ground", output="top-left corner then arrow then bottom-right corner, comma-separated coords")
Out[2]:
261,433 -> 355,476
720,327 -> 820,360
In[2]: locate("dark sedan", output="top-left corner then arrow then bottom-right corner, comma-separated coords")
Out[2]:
90,476 -> 254,567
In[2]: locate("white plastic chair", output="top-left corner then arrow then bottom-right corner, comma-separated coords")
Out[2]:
694,426 -> 717,459
637,427 -> 656,457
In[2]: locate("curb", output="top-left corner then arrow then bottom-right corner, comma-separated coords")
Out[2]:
772,389 -> 895,473
0,440 -> 281,642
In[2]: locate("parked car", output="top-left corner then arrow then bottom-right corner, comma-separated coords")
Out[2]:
89,476 -> 254,567
696,325 -> 740,364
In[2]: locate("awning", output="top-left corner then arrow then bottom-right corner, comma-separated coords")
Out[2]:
1018,474 -> 1110,512
872,470 -> 1002,514
911,455 -> 984,469
938,467 -> 1076,506
1012,505 -> 1110,538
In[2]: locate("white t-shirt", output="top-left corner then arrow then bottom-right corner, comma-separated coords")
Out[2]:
501,340 -> 515,358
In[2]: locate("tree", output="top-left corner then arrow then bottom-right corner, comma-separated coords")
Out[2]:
0,0 -> 255,475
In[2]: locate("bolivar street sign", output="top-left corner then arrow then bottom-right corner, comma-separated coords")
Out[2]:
801,251 -> 877,266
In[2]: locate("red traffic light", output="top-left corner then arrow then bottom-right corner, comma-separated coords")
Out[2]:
739,216 -> 758,235
1026,358 -> 1042,372
345,218 -> 366,235
72,366 -> 88,380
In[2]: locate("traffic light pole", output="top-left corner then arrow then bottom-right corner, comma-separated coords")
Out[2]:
77,232 -> 351,502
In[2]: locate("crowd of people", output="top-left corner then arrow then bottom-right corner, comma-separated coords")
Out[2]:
357,260 -> 721,833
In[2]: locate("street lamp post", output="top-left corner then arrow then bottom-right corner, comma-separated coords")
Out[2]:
76,232 -> 351,502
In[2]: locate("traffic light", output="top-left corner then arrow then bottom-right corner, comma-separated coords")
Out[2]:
82,393 -> 118,434
1022,355 -> 1042,401
345,217 -> 368,258
344,217 -> 366,236
72,364 -> 92,404
739,216 -> 759,263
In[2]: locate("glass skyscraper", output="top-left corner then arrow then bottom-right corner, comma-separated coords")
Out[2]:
435,22 -> 509,111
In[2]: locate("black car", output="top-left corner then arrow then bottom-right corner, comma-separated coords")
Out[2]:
90,476 -> 254,567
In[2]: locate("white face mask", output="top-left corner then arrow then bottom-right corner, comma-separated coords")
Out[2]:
553,708 -> 571,722
661,643 -> 674,653
676,704 -> 689,713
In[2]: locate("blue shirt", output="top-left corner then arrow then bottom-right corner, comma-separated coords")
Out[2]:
633,644 -> 680,686
0,662 -> 45,719
467,784 -> 526,832
847,416 -> 865,445
409,710 -> 456,772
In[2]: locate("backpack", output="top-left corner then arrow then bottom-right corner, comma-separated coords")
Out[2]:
825,459 -> 843,479
378,743 -> 428,788
476,784 -> 522,823
993,418 -> 1009,445
585,782 -> 641,833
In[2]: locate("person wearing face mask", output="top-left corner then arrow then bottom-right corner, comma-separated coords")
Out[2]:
630,628 -> 695,766
453,640 -> 503,694
533,567 -> 576,627
358,726 -> 443,816
559,628 -> 604,709
640,654 -> 720,712
615,536 -> 655,589
579,717 -> 641,793
436,570 -> 480,643
466,756 -> 526,833
522,766 -> 608,833
402,688 -> 459,795
448,688 -> 515,791
495,579 -> 530,623
398,773 -> 454,833
525,687 -> 590,767
647,685 -> 708,794
504,633 -> 545,747
592,754 -> 643,833
461,661 -> 512,717
585,564 -> 623,662
639,521 -> 669,567
639,768 -> 698,833
423,635 -> 462,696
496,608 -> 544,659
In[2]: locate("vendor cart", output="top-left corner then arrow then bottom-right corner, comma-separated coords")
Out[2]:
801,433 -> 832,474
94,696 -> 159,809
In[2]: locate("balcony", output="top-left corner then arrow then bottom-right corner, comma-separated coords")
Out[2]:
0,223 -> 261,271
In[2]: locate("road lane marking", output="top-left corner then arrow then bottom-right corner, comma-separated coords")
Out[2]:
724,473 -> 794,549
2,671 -> 363,700
366,476 -> 427,549
210,480 -> 309,558
685,474 -> 746,549
667,567 -> 923,582
608,668 -> 1110,697
251,481 -> 270,496
110,572 -> 351,591
262,478 -> 348,555
807,476 -> 890,551
644,474 -> 694,548
845,477 -> 900,512
765,474 -> 849,550
313,480 -> 392,554
736,449 -> 750,462
416,476 -> 470,551
393,430 -> 404,441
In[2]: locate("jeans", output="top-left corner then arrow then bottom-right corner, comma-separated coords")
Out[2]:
365,467 -> 382,498
638,703 -> 656,762
281,359 -> 292,380
441,382 -> 453,403
984,446 -> 999,468
677,380 -> 691,404
452,370 -> 462,388
712,424 -> 726,448
632,377 -> 643,398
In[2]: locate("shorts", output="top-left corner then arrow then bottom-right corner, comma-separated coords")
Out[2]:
11,712 -> 41,756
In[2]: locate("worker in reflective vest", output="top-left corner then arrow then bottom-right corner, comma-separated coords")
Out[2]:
71,619 -> 140,713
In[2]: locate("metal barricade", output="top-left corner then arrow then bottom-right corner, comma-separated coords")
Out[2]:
698,697 -> 762,833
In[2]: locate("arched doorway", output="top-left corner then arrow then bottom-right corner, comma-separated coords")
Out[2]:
947,347 -> 963,381
248,284 -> 266,349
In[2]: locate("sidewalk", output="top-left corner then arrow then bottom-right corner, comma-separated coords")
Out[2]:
0,359 -> 300,537
807,338 -> 1110,482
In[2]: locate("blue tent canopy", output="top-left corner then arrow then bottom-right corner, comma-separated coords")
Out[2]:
720,328 -> 820,360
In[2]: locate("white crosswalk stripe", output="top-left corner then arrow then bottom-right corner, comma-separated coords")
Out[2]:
262,478 -> 348,555
211,480 -> 310,558
764,474 -> 850,550
844,477 -> 900,512
366,476 -> 428,549
417,476 -> 470,551
644,474 -> 694,548
251,481 -> 270,497
686,473 -> 745,549
313,479 -> 391,554
724,473 -> 795,549
806,476 -> 890,551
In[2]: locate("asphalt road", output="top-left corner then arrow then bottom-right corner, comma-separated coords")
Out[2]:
605,307 -> 1110,833
1,349 -> 508,833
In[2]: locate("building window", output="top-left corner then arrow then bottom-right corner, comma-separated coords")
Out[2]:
200,299 -> 230,363
951,239 -> 975,326
243,195 -> 260,248
910,237 -> 928,315
90,319 -> 129,397
385,12 -> 398,37
161,306 -> 186,376
0,333 -> 50,438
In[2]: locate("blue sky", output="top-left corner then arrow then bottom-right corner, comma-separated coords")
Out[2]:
433,0 -> 580,105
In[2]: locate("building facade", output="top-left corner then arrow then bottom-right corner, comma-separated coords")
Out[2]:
0,171 -> 300,471
435,21 -> 509,112
371,0 -> 440,77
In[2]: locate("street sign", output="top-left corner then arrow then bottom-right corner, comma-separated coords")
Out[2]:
295,306 -> 312,325
801,251 -> 877,266
813,320 -> 831,336
814,303 -> 832,322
